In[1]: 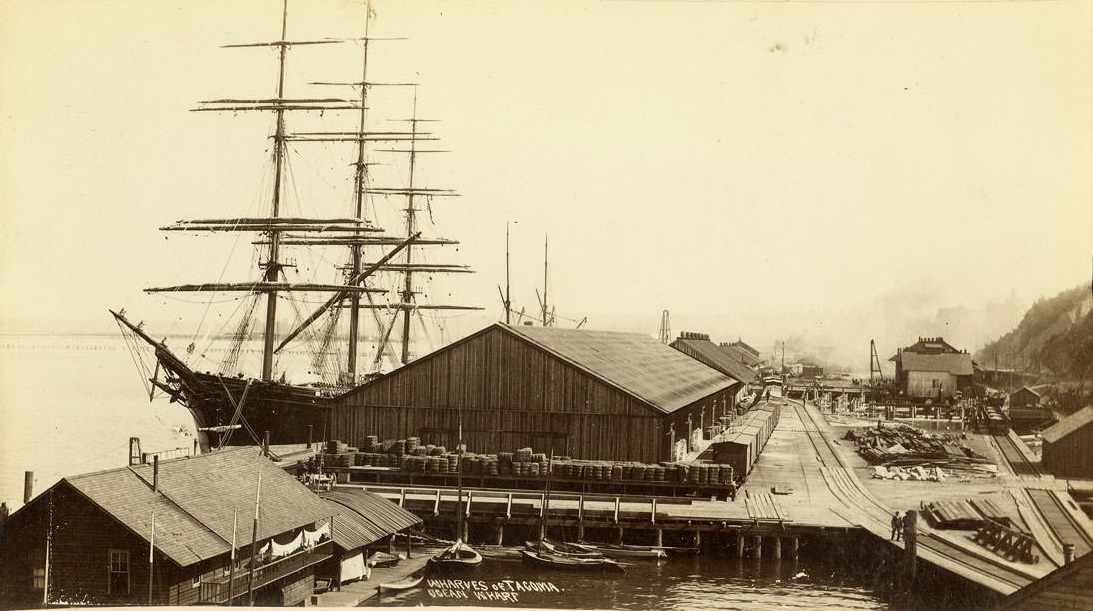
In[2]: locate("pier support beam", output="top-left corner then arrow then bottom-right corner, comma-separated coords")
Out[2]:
773,537 -> 782,560
753,536 -> 762,559
736,533 -> 745,558
616,526 -> 625,544
578,523 -> 585,542
791,537 -> 799,560
656,528 -> 663,548
694,529 -> 701,551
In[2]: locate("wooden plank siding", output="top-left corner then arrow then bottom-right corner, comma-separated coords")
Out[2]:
332,327 -> 734,463
0,484 -> 208,607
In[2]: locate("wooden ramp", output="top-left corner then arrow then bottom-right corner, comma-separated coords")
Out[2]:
745,491 -> 791,521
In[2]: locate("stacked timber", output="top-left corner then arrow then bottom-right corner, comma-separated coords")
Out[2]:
845,425 -> 996,475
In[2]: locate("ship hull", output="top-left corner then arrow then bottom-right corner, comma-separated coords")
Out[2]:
182,370 -> 335,451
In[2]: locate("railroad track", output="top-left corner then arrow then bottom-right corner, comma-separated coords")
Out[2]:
789,399 -> 1037,594
1026,488 -> 1093,559
994,433 -> 1041,477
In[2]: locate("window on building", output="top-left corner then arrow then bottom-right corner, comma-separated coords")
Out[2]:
108,549 -> 129,595
30,549 -> 45,590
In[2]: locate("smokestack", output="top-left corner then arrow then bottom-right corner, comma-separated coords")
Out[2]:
153,456 -> 159,493
23,471 -> 34,504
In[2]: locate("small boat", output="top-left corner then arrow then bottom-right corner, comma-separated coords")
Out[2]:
525,539 -> 604,558
377,572 -> 424,593
568,541 -> 669,560
520,548 -> 624,572
428,539 -> 483,571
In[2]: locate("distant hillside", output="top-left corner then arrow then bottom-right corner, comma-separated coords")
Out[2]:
976,284 -> 1093,381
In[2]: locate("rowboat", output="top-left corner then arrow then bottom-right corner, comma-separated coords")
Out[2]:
428,539 -> 483,571
520,548 -> 625,572
525,539 -> 604,558
569,541 -> 668,560
377,572 -> 424,592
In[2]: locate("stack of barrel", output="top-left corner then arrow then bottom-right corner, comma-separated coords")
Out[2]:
321,438 -> 735,486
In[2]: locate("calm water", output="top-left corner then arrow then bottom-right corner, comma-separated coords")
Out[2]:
375,553 -> 885,609
0,335 -> 889,609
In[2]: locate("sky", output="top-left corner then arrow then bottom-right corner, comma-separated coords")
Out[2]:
2,0 -> 1092,371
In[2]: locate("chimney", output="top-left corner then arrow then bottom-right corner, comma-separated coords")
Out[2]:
153,455 -> 160,493
23,471 -> 34,504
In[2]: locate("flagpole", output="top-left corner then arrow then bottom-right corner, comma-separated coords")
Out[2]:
148,511 -> 155,605
247,473 -> 262,605
228,509 -> 238,602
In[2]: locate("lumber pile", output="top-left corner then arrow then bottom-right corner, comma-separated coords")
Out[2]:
846,424 -> 997,475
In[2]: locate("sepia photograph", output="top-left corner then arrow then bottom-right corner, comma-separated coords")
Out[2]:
1,0 -> 1091,608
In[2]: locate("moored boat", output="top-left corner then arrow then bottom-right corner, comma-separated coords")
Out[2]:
112,0 -> 478,453
377,572 -> 424,592
569,541 -> 668,560
520,548 -> 625,572
428,539 -> 483,571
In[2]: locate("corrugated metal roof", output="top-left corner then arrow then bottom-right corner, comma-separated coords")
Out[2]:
896,352 -> 973,376
1042,406 -> 1093,444
669,337 -> 754,384
504,324 -> 737,414
322,499 -> 379,551
66,447 -> 335,567
321,489 -> 422,549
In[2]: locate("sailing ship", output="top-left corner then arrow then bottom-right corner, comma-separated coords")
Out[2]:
113,0 -> 479,453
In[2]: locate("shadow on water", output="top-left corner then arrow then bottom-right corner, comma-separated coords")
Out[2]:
371,550 -> 887,609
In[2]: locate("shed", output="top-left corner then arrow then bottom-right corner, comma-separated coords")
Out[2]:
331,323 -> 740,463
1041,406 -> 1093,479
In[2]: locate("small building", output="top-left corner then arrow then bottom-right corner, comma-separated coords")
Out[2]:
1040,406 -> 1093,479
889,336 -> 974,400
331,323 -> 740,464
1009,386 -> 1045,411
670,331 -> 750,392
719,339 -> 764,368
0,447 -> 414,608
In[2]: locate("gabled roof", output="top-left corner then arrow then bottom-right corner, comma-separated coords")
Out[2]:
1011,386 -> 1043,399
64,447 -> 335,567
503,324 -> 737,414
893,352 -> 973,376
1042,406 -> 1093,444
669,336 -> 753,384
321,489 -> 422,550
720,343 -> 763,367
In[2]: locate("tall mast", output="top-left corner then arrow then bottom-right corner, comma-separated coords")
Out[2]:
346,4 -> 374,382
260,0 -> 291,381
542,234 -> 549,326
399,93 -> 421,365
505,223 -> 512,325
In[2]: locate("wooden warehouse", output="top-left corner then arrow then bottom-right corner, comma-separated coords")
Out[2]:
330,323 -> 740,464
1040,406 -> 1093,479
889,336 -> 974,400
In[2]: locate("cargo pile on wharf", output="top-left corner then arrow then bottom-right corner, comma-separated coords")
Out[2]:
844,423 -> 998,476
310,438 -> 737,491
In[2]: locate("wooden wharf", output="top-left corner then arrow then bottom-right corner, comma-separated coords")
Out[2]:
275,394 -> 1093,600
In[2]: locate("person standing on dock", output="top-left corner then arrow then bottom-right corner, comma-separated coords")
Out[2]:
891,511 -> 902,541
